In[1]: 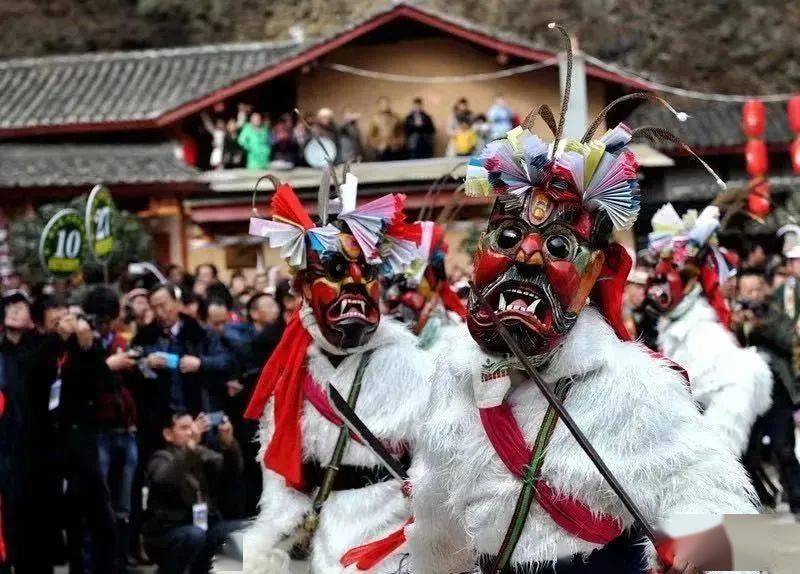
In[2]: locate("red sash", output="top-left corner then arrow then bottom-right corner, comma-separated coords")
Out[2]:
244,312 -> 312,490
480,402 -> 623,545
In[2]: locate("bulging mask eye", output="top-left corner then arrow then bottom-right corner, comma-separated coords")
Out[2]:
497,225 -> 524,250
323,253 -> 348,280
545,234 -> 571,259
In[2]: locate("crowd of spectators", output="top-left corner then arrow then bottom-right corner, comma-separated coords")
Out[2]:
195,95 -> 520,171
0,263 -> 297,573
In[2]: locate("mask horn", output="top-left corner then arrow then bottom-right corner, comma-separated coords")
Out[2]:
582,93 -> 689,143
419,162 -> 467,222
548,22 -> 572,158
251,174 -> 283,217
294,107 -> 340,189
436,183 -> 466,226
521,104 -> 558,136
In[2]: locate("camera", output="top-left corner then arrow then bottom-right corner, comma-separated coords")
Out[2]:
733,299 -> 768,318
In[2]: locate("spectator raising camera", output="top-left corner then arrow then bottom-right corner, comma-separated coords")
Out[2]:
143,411 -> 244,574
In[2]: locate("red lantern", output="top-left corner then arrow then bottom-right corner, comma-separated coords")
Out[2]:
788,95 -> 800,134
791,137 -> 800,175
745,139 -> 768,177
746,178 -> 771,220
742,99 -> 766,138
181,137 -> 198,167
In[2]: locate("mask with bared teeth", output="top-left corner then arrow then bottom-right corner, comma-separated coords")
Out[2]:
249,172 -> 418,350
463,110 -> 646,357
462,26 -> 725,358
300,231 -> 382,348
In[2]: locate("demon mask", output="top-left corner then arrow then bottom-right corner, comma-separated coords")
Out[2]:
249,173 -> 416,350
644,204 -> 732,324
383,221 -> 465,333
464,100 -> 652,356
300,231 -> 382,348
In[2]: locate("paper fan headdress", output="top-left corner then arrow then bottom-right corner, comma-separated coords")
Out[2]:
248,171 -> 418,275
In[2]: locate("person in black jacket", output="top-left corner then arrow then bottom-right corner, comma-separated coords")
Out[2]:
734,268 -> 800,518
404,97 -> 436,159
212,292 -> 285,516
41,308 -> 118,573
0,291 -> 38,573
143,411 -> 244,573
132,283 -> 233,420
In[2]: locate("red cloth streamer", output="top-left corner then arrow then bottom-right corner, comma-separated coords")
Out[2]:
272,184 -> 314,230
699,257 -> 730,329
340,518 -> 413,570
244,311 -> 312,490
388,194 -> 408,227
480,404 -> 623,545
591,242 -> 633,342
0,390 -> 6,419
439,283 -> 467,318
387,219 -> 422,245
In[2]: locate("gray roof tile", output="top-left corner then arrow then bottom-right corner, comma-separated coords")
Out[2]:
0,2 -> 561,132
0,143 -> 199,188
0,41 -> 307,129
626,100 -> 793,151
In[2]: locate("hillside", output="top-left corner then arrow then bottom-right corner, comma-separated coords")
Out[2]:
1,0 -> 798,94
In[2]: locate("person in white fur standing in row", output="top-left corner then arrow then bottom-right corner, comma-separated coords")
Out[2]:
241,172 -> 431,573
405,26 -> 760,573
644,203 -> 773,458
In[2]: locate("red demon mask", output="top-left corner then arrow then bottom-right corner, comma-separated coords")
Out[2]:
463,117 -> 643,357
249,175 -> 417,350
299,232 -> 382,348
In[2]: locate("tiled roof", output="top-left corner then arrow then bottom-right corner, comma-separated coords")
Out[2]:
0,143 -> 199,188
0,41 -> 306,129
0,2 -> 635,134
626,101 -> 793,151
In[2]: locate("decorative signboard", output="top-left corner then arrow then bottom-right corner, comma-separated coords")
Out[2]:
39,208 -> 86,277
85,184 -> 116,263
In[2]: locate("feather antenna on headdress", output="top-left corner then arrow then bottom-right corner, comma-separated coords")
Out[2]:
632,126 -> 726,190
582,93 -> 688,143
548,23 -> 572,158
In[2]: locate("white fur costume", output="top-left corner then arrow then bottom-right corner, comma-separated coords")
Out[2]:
244,317 -> 432,573
658,286 -> 773,457
407,307 -> 758,573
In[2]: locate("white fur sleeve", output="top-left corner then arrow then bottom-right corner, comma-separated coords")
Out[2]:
683,326 -> 773,456
243,409 -> 313,573
648,365 -> 759,517
407,353 -> 475,574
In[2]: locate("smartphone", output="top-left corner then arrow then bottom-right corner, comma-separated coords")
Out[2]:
206,411 -> 225,427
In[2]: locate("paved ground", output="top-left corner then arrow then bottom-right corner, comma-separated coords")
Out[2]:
52,433 -> 800,573
53,511 -> 800,573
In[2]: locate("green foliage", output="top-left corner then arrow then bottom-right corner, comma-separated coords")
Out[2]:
8,195 -> 153,285
459,224 -> 482,258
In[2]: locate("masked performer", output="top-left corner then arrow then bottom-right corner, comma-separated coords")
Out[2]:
406,28 -> 758,574
383,220 -> 467,349
243,173 -> 431,573
645,203 -> 772,458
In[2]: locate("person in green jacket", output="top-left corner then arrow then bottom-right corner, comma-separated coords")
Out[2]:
237,112 -> 271,169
